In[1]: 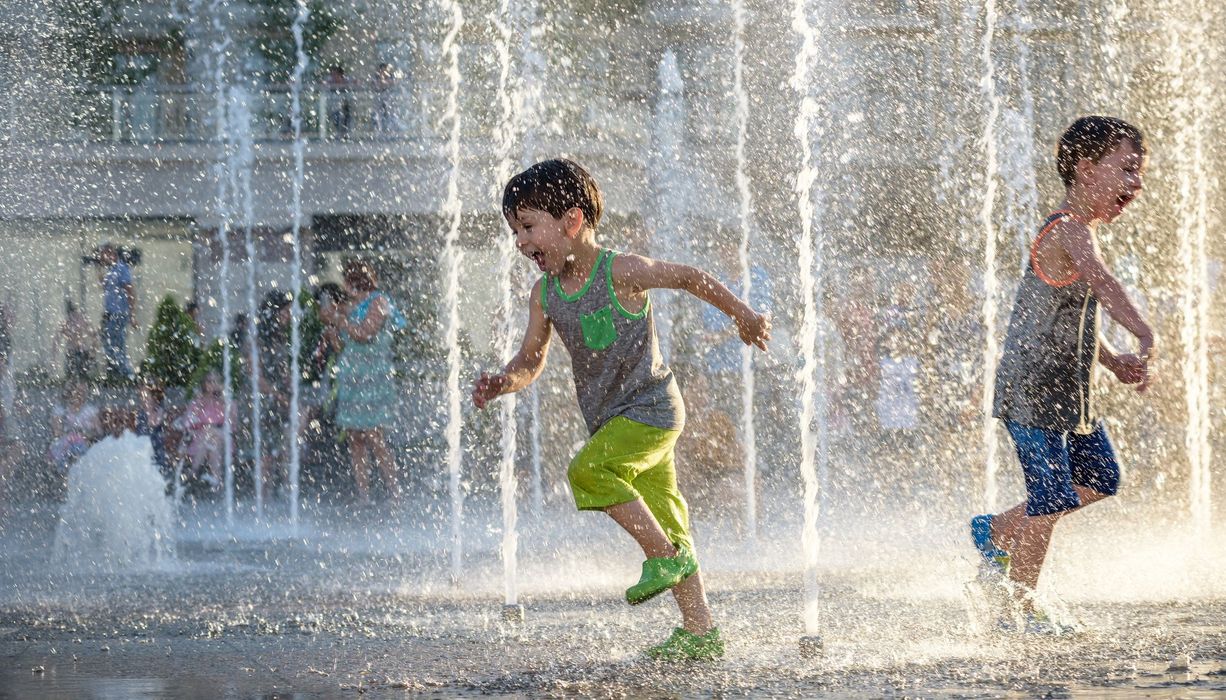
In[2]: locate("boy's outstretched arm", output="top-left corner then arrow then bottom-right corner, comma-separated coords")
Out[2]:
612,254 -> 771,351
472,278 -> 552,409
1057,221 -> 1154,357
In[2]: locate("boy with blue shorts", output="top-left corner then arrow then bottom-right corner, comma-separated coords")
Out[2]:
472,159 -> 771,660
973,117 -> 1155,632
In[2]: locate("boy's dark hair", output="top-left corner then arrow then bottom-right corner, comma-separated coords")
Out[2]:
1056,116 -> 1145,189
502,159 -> 603,229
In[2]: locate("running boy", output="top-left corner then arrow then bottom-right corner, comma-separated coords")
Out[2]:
973,116 -> 1155,632
472,159 -> 771,661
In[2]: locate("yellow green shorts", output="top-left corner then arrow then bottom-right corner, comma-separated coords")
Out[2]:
567,416 -> 692,551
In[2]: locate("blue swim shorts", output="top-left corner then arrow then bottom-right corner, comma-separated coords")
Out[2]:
1004,420 -> 1120,517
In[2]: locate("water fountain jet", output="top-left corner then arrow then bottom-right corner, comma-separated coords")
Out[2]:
438,0 -> 467,583
285,0 -> 309,528
791,0 -> 828,655
731,0 -> 758,539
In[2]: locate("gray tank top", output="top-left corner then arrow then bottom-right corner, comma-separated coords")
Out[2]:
542,249 -> 685,435
993,212 -> 1100,434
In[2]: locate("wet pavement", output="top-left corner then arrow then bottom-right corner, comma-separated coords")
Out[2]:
1,499 -> 1224,698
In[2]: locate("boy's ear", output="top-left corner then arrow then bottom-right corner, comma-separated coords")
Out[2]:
1074,156 -> 1097,185
564,207 -> 585,238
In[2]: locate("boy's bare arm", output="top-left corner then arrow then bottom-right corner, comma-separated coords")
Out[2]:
473,278 -> 552,409
1057,221 -> 1154,356
613,253 -> 770,350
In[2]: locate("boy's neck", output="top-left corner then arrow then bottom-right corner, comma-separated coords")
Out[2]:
1060,193 -> 1099,229
560,238 -> 602,282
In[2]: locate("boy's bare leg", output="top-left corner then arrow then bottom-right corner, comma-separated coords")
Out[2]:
605,499 -> 714,634
605,499 -> 676,559
1003,512 -> 1061,592
671,572 -> 714,635
992,486 -> 1110,601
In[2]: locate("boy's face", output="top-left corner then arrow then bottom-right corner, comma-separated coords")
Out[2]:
505,206 -> 582,275
1078,139 -> 1145,223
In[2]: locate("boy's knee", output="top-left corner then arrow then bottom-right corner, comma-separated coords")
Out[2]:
567,456 -> 637,509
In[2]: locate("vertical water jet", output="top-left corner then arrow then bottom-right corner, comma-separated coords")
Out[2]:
438,0 -> 467,582
731,0 -> 758,539
286,0 -> 309,526
977,0 -> 1003,514
791,0 -> 827,652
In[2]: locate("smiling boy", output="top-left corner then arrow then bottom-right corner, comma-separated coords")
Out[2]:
973,116 -> 1156,632
472,159 -> 770,661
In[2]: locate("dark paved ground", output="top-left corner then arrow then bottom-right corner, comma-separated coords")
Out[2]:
1,498 -> 1224,698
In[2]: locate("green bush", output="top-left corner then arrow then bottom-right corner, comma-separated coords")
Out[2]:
141,295 -> 201,387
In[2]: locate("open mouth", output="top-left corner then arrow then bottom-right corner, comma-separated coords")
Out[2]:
1116,192 -> 1136,208
527,250 -> 546,271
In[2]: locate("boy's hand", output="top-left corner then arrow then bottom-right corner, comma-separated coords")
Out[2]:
1109,353 -> 1147,386
736,310 -> 772,352
472,372 -> 511,409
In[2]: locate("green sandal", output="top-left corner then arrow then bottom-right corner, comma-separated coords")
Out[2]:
645,627 -> 725,661
625,547 -> 698,605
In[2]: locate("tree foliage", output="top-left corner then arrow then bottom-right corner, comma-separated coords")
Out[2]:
142,295 -> 201,387
252,0 -> 344,84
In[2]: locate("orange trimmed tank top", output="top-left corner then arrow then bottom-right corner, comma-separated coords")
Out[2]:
993,211 -> 1100,434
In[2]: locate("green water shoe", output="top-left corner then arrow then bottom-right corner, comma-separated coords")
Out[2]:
625,547 -> 698,605
645,627 -> 725,661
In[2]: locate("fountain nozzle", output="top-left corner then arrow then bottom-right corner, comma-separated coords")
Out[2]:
799,635 -> 822,659
501,604 -> 525,624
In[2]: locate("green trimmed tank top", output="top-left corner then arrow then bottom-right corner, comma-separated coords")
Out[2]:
542,249 -> 685,436
993,211 -> 1100,434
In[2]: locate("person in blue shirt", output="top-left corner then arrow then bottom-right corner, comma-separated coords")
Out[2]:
98,243 -> 137,380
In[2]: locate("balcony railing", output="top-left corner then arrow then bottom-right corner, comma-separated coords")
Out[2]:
72,84 -> 431,144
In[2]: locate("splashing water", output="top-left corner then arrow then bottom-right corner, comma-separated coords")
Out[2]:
286,0 -> 309,527
54,433 -> 176,571
1002,1 -> 1040,271
519,23 -> 546,515
208,4 -> 236,522
649,51 -> 686,362
235,84 -> 264,518
439,0 -> 466,582
489,0 -> 528,606
731,0 -> 757,538
978,0 -> 1003,514
791,0 -> 826,638
226,85 -> 255,521
1165,3 -> 1214,538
